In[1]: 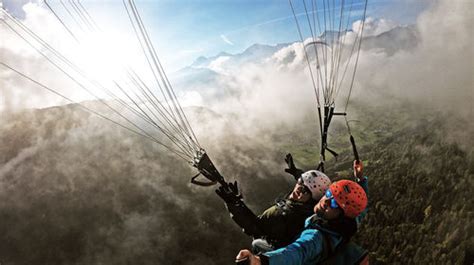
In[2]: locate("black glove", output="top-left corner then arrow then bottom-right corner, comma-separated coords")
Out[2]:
215,181 -> 243,204
284,153 -> 304,180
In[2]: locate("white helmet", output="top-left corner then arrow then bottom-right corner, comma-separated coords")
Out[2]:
300,170 -> 331,200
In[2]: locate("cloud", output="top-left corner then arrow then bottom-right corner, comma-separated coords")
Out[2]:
354,17 -> 399,37
0,2 -> 86,112
352,0 -> 473,117
4,0 -> 470,141
0,144 -> 38,178
188,10 -> 467,137
179,90 -> 203,107
179,0 -> 473,150
1,0 -> 32,19
0,0 -> 472,264
219,34 -> 234,45
207,55 -> 231,74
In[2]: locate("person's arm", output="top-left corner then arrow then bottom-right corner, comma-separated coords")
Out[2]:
216,182 -> 263,237
355,176 -> 368,224
353,160 -> 369,224
226,200 -> 263,237
259,229 -> 325,265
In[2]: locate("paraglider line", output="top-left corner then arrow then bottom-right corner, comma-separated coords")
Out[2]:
0,62 -> 190,162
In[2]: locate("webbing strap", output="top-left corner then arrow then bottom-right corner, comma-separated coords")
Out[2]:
320,232 -> 334,264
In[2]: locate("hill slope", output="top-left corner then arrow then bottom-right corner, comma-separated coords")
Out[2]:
0,102 -> 472,264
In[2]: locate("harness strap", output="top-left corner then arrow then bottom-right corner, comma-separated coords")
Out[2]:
319,232 -> 335,265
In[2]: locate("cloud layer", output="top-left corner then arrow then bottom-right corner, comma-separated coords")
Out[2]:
0,1 -> 472,264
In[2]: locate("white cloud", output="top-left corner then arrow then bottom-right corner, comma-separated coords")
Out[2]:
354,17 -> 399,37
191,0 -> 473,135
207,55 -> 231,74
180,90 -> 203,107
2,0 -> 472,133
271,42 -> 305,70
0,2 -> 168,113
352,0 -> 473,116
0,2 -> 78,112
220,34 -> 234,45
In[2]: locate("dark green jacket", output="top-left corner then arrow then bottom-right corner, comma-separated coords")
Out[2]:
226,197 -> 314,248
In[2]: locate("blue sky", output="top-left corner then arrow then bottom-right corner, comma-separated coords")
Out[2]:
2,0 -> 431,71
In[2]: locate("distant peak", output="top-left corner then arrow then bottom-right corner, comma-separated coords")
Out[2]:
244,43 -> 267,52
191,56 -> 208,66
217,51 -> 231,57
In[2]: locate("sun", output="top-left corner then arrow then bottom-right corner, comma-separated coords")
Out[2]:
73,30 -> 143,85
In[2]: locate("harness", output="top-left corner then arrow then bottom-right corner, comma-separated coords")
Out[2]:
318,232 -> 369,265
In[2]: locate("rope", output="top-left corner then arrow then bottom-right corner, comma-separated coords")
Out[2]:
67,0 -> 94,31
125,70 -> 194,148
59,0 -> 85,33
344,0 -> 368,113
288,0 -> 368,169
329,0 -> 346,104
58,1 -> 195,150
113,81 -> 194,157
7,3 -> 201,157
122,1 -> 195,147
1,12 -> 195,159
126,69 -> 193,143
126,0 -> 201,150
44,0 -> 79,42
288,0 -> 319,105
76,0 -> 100,31
0,62 -> 190,161
333,0 -> 355,101
302,0 -> 324,104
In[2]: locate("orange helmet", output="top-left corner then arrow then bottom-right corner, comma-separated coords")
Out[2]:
329,180 -> 367,218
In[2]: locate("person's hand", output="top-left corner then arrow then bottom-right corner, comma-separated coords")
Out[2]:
236,249 -> 261,265
353,160 -> 363,180
215,181 -> 242,204
284,153 -> 304,180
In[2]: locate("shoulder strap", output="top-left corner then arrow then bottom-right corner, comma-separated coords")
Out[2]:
318,231 -> 335,265
318,236 -> 369,265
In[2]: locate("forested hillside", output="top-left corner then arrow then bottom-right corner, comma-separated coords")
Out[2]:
335,106 -> 473,264
275,103 -> 473,265
0,103 -> 472,265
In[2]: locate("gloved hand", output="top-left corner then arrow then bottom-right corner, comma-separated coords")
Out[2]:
216,181 -> 243,204
284,153 -> 304,180
353,160 -> 364,180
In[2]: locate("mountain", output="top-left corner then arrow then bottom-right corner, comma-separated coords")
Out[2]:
170,26 -> 419,100
188,43 -> 292,69
170,43 -> 292,101
0,100 -> 471,265
320,30 -> 346,45
362,25 -> 419,55
1,22 -> 470,265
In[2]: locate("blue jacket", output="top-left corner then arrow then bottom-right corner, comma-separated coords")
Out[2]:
262,219 -> 344,265
262,177 -> 369,265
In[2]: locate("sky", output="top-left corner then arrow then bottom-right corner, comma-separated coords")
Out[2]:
0,1 -> 472,263
1,0 -> 432,72
1,0 -> 470,116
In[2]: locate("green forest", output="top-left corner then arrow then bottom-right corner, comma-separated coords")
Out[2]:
322,106 -> 472,265
0,102 -> 472,265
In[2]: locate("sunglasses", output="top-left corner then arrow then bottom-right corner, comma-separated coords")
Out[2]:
325,189 -> 340,209
297,178 -> 312,195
